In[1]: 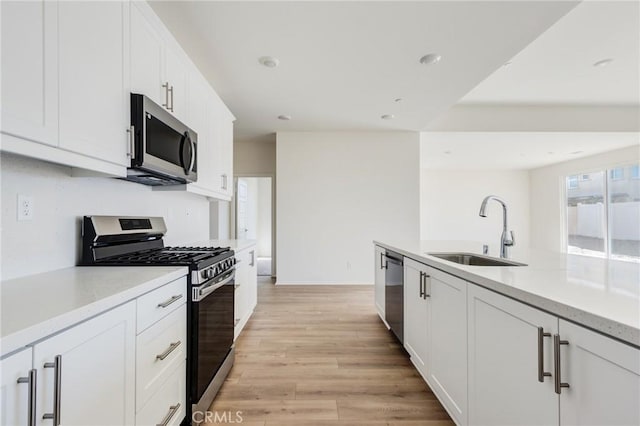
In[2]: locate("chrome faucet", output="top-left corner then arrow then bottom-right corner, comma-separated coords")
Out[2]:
479,195 -> 515,259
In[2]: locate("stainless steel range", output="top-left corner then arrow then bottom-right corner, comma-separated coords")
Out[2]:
81,216 -> 234,425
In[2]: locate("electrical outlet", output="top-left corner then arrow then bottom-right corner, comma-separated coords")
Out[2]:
17,195 -> 34,221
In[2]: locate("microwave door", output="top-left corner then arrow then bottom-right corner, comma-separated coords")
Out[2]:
143,113 -> 196,181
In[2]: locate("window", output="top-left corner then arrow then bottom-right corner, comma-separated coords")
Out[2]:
631,165 -> 640,179
566,165 -> 640,262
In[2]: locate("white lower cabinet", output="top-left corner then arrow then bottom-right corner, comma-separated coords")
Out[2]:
467,284 -> 558,426
374,245 -> 386,321
33,301 -> 136,426
234,244 -> 258,339
558,319 -> 640,426
403,258 -> 429,378
425,265 -> 468,426
1,348 -> 34,426
135,361 -> 186,426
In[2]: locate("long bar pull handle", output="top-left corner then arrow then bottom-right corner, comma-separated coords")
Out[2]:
127,125 -> 135,160
157,403 -> 181,426
424,274 -> 431,299
379,252 -> 385,270
162,82 -> 170,110
537,327 -> 552,382
157,294 -> 183,308
419,272 -> 425,298
43,355 -> 62,425
156,341 -> 182,361
17,369 -> 37,426
250,250 -> 255,267
553,334 -> 570,394
169,85 -> 175,112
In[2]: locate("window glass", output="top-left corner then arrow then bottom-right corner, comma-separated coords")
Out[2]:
608,164 -> 640,261
566,171 -> 606,257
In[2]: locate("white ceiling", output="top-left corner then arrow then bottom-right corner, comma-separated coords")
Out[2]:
149,1 -> 577,140
421,132 -> 639,170
461,1 -> 640,105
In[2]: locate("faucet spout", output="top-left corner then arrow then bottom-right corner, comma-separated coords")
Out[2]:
479,195 -> 514,258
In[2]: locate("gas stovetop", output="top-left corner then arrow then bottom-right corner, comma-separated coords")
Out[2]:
96,246 -> 232,266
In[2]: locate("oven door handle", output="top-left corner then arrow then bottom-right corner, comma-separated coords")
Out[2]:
194,273 -> 234,302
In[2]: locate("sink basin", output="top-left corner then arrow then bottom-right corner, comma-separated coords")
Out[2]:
427,252 -> 527,267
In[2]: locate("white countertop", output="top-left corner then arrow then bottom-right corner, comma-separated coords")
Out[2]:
189,239 -> 257,252
1,266 -> 187,357
375,240 -> 640,347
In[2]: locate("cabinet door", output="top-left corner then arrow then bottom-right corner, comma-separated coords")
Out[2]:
403,258 -> 430,379
467,284 -> 559,426
247,248 -> 258,312
1,348 -> 34,426
34,302 -> 136,426
1,0 -> 58,146
187,73 -> 218,194
234,249 -> 250,340
427,267 -> 468,426
164,46 -> 189,121
130,1 -> 165,105
559,319 -> 640,426
58,0 -> 128,166
217,109 -> 234,198
374,245 -> 386,320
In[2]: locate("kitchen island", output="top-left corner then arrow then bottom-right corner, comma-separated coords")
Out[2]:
374,240 -> 640,426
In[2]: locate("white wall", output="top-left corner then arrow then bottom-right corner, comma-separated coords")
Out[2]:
530,145 -> 640,251
276,131 -> 420,284
1,153 -> 210,280
420,169 -> 531,251
256,178 -> 272,257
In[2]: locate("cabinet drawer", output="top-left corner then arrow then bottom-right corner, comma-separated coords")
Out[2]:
136,304 -> 186,409
136,360 -> 186,426
137,276 -> 187,333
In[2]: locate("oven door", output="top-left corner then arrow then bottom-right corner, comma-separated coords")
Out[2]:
190,269 -> 235,404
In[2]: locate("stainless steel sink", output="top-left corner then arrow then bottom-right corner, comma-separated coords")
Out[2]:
427,252 -> 527,267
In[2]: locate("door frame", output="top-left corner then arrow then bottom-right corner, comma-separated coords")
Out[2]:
231,173 -> 276,278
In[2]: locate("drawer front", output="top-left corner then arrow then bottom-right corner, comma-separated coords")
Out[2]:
137,276 -> 187,333
136,304 -> 186,409
136,360 -> 186,426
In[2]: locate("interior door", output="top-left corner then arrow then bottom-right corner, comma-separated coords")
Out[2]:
236,179 -> 249,240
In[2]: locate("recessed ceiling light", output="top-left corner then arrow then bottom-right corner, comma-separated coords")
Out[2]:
593,58 -> 613,68
394,98 -> 403,103
444,150 -> 452,155
259,56 -> 280,68
419,53 -> 442,66
381,114 -> 395,120
547,151 -> 555,155
277,114 -> 291,121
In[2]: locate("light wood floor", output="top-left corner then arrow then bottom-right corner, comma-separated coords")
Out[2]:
207,280 -> 454,426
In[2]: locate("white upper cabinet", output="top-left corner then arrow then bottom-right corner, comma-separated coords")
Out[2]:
218,108 -> 235,199
57,0 -> 129,167
164,46 -> 190,122
559,320 -> 640,426
1,0 -> 58,146
130,2 -> 165,106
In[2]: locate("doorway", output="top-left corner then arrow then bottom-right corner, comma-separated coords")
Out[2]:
235,177 -> 273,277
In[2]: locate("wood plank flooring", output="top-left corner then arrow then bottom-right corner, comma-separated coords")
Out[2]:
207,280 -> 453,426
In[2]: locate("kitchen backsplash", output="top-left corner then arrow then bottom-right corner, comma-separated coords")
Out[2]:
1,153 -> 210,280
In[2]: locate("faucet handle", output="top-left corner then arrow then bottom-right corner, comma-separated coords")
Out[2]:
505,230 -> 515,246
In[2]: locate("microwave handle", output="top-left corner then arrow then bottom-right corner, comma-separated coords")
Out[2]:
188,137 -> 196,173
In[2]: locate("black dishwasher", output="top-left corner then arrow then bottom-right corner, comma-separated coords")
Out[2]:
384,251 -> 404,344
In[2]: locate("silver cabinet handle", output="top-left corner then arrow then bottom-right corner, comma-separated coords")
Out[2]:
157,294 -> 182,309
17,369 -> 37,426
221,174 -> 228,190
423,274 -> 431,299
127,125 -> 135,160
537,327 -> 552,382
379,252 -> 386,270
156,341 -> 182,361
234,319 -> 240,326
157,403 -> 181,426
419,272 -> 425,298
169,85 -> 174,112
43,355 -> 62,425
162,82 -> 170,110
553,334 -> 570,394
250,250 -> 255,267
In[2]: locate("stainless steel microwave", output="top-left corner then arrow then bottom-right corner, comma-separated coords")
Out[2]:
124,93 -> 197,186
